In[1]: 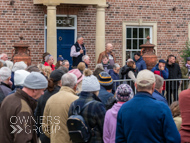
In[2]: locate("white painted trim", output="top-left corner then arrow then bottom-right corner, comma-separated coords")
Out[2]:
44,14 -> 77,52
122,20 -> 157,66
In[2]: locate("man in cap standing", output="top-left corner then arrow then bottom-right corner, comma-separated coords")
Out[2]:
0,72 -> 48,143
116,70 -> 180,142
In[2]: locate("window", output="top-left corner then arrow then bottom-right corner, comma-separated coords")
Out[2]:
126,26 -> 152,60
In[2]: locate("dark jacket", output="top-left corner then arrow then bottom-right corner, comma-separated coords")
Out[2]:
120,66 -> 138,80
10,71 -> 15,90
0,89 -> 38,143
98,86 -> 114,105
166,62 -> 182,89
35,86 -> 61,143
151,63 -> 169,90
0,82 -> 12,104
120,66 -> 138,92
133,56 -> 147,71
93,68 -> 104,78
152,89 -> 168,105
116,92 -> 181,142
68,91 -> 106,143
72,42 -> 86,67
166,62 -> 182,79
102,63 -> 113,73
109,69 -> 119,93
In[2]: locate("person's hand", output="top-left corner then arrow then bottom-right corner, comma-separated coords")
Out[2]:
80,49 -> 83,54
160,66 -> 164,71
188,76 -> 190,79
159,65 -> 164,71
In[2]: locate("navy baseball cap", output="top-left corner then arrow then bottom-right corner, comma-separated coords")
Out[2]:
159,59 -> 166,63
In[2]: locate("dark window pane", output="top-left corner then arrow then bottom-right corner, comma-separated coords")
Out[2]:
127,28 -> 131,38
133,40 -> 137,49
145,28 -> 150,38
127,39 -> 131,49
126,51 -> 131,61
139,39 -> 144,49
133,28 -> 137,38
139,28 -> 143,38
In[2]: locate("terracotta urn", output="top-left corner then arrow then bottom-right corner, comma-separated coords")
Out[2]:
140,36 -> 157,70
12,36 -> 31,66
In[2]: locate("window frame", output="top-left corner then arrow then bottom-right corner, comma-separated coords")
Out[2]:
122,20 -> 157,66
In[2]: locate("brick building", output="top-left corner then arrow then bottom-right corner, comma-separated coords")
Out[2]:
1,0 -> 190,69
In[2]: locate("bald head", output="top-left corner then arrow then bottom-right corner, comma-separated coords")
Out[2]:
106,43 -> 113,53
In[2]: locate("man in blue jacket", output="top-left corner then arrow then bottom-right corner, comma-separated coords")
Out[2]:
116,70 -> 180,143
133,52 -> 146,71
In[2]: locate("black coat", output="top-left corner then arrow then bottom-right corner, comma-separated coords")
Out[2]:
120,65 -> 138,79
35,86 -> 61,143
166,63 -> 182,79
166,63 -> 182,90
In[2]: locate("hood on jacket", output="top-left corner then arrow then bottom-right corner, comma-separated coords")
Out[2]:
133,56 -> 143,62
110,103 -> 123,118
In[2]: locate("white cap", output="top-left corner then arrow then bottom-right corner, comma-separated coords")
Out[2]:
136,70 -> 155,87
14,70 -> 30,86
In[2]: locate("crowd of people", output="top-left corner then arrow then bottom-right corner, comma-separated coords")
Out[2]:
0,37 -> 190,143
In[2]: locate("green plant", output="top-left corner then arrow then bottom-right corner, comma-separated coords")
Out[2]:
180,41 -> 190,62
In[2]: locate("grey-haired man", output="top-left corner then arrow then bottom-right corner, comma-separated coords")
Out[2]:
70,36 -> 86,67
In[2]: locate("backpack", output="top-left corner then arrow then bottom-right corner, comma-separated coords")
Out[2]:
67,100 -> 94,143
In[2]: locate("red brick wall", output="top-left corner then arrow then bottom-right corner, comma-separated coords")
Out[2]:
104,0 -> 189,66
1,0 -> 189,69
0,0 -> 45,65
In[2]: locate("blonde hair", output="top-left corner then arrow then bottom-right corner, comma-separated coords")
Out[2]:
44,66 -> 52,78
37,64 -> 46,73
77,62 -> 86,71
170,101 -> 180,117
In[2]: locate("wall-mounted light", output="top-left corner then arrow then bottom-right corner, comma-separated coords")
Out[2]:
172,7 -> 176,11
10,0 -> 15,5
106,2 -> 111,9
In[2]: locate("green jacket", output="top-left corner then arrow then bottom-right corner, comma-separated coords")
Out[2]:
181,65 -> 189,90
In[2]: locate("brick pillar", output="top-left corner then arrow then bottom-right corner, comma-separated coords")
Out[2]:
95,5 -> 106,63
47,5 -> 57,63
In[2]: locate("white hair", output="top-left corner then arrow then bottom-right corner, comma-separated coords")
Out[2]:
0,60 -> 6,67
61,73 -> 77,89
0,67 -> 11,82
5,60 -> 13,70
95,63 -> 104,71
76,35 -> 83,41
82,55 -> 89,61
45,55 -> 53,62
62,60 -> 69,65
0,53 -> 6,59
113,63 -> 120,69
12,61 -> 27,72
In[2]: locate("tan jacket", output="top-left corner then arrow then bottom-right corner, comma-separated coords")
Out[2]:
97,51 -> 116,63
42,86 -> 79,143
